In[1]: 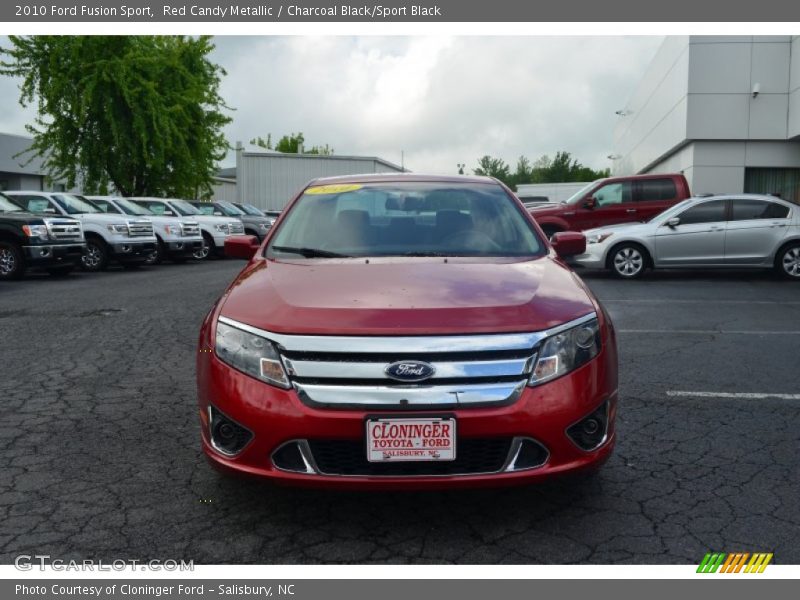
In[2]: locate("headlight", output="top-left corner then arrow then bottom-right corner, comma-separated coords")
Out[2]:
106,223 -> 128,235
528,317 -> 601,386
22,224 -> 49,241
259,223 -> 268,230
587,232 -> 613,244
214,223 -> 229,233
164,224 -> 181,235
215,321 -> 290,389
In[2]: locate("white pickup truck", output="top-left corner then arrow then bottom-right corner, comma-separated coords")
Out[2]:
87,196 -> 203,264
130,198 -> 244,260
6,191 -> 156,271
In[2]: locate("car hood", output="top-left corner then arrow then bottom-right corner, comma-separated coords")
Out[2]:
527,203 -> 569,217
69,213 -> 149,223
193,215 -> 240,224
218,257 -> 596,336
584,221 -> 653,238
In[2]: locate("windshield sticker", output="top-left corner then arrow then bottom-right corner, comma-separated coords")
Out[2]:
305,184 -> 364,195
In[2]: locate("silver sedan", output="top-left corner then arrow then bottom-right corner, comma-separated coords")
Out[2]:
574,194 -> 800,279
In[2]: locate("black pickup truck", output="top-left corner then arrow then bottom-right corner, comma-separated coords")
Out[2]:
0,192 -> 86,280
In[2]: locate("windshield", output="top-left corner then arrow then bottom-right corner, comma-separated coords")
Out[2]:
564,181 -> 601,205
193,204 -> 217,216
169,199 -> 200,216
113,198 -> 153,216
0,193 -> 23,212
216,201 -> 245,216
53,194 -> 101,214
267,181 -> 545,259
238,203 -> 265,216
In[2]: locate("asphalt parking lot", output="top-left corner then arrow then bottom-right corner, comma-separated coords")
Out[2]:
1,261 -> 798,565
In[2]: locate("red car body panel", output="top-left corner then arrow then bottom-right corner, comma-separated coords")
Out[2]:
197,174 -> 618,489
529,173 -> 691,233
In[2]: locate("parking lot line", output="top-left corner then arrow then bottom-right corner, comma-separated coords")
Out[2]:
667,391 -> 800,400
618,329 -> 800,335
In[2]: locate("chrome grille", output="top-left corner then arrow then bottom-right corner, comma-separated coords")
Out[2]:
47,219 -> 83,241
229,221 -> 245,235
217,313 -> 597,410
181,222 -> 200,237
127,219 -> 154,237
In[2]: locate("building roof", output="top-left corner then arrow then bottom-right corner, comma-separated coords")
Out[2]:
307,172 -> 495,185
240,149 -> 406,173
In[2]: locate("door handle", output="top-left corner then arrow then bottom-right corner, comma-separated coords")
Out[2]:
626,209 -> 637,213
562,211 -> 575,216
771,222 -> 787,228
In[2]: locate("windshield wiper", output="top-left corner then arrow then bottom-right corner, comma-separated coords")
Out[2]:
271,245 -> 352,258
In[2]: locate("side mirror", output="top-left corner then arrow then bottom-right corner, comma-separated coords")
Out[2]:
666,217 -> 680,228
225,235 -> 260,260
583,197 -> 597,209
551,231 -> 586,258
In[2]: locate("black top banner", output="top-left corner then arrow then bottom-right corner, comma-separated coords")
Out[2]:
3,0 -> 800,22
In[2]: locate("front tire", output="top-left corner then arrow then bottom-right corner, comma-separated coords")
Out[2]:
193,233 -> 213,260
776,243 -> 800,280
0,241 -> 26,280
81,237 -> 109,272
146,238 -> 166,265
609,243 -> 648,279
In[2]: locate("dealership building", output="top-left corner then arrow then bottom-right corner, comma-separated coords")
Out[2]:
613,36 -> 800,202
212,144 -> 406,211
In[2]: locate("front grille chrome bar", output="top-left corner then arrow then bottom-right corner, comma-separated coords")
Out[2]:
294,380 -> 527,408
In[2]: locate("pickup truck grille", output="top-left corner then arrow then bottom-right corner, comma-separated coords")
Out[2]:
127,220 -> 154,237
47,220 -> 83,241
217,313 -> 596,410
181,222 -> 200,237
229,221 -> 245,235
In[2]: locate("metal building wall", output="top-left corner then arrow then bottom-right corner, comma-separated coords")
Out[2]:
236,150 -> 404,211
210,177 -> 238,202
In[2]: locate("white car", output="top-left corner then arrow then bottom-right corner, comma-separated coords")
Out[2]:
130,198 -> 244,260
5,191 -> 156,272
574,194 -> 800,279
87,196 -> 203,264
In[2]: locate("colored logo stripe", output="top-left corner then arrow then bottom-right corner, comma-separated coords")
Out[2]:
697,552 -> 772,573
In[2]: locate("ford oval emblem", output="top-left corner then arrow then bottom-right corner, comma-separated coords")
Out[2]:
385,361 -> 436,382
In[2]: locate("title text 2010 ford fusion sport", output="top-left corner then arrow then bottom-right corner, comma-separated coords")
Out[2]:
197,174 -> 618,489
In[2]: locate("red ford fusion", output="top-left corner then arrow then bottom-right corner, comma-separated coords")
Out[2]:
197,174 -> 618,489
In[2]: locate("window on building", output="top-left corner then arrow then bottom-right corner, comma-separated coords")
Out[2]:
637,178 -> 677,202
744,168 -> 800,204
676,200 -> 727,225
730,199 -> 790,221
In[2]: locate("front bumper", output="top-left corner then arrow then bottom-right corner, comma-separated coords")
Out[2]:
23,243 -> 86,267
110,240 -> 156,262
197,343 -> 618,490
166,238 -> 203,257
573,245 -> 608,269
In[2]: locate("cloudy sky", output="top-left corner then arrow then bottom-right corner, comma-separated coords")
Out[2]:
0,36 -> 663,174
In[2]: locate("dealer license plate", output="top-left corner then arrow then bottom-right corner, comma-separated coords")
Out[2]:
366,417 -> 456,462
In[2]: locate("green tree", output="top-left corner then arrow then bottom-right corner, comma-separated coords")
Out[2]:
0,35 -> 231,197
250,131 -> 334,155
473,155 -> 511,185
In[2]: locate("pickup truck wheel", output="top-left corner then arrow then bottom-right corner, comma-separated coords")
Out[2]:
81,238 -> 108,272
776,243 -> 800,280
540,225 -> 562,240
0,241 -> 26,280
193,234 -> 213,260
46,265 -> 74,277
146,239 -> 165,265
609,243 -> 648,279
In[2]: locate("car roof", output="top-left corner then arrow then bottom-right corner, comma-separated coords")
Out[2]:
306,172 -> 498,186
688,193 -> 795,206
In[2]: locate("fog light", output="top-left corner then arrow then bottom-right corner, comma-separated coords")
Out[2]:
567,401 -> 609,451
208,405 -> 253,457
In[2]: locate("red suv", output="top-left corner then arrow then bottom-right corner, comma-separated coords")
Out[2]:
529,173 -> 691,237
197,174 -> 618,489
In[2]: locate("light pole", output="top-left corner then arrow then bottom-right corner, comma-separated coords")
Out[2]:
457,163 -> 465,175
